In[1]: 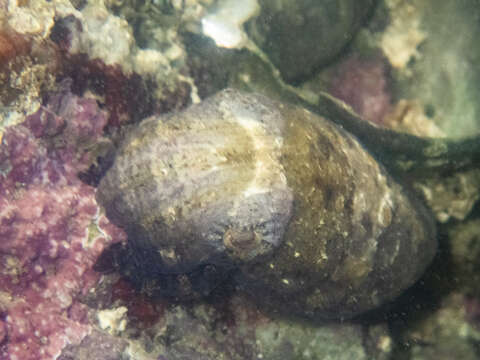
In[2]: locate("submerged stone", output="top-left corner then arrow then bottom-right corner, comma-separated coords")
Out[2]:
246,0 -> 376,83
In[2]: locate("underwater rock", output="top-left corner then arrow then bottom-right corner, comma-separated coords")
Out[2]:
0,26 -> 59,132
57,329 -> 129,360
246,0 -> 376,83
0,86 -> 125,360
448,219 -> 480,296
47,1 -> 196,126
113,292 -> 390,360
328,53 -> 392,126
202,0 -> 260,49
414,169 -> 480,223
379,0 -> 480,138
97,88 -> 437,319
402,293 -> 480,360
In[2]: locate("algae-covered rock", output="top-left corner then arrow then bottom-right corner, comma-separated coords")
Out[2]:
255,321 -> 368,360
380,0 -> 480,138
449,219 -> 480,296
402,293 -> 480,360
246,0 -> 376,83
119,294 -> 392,360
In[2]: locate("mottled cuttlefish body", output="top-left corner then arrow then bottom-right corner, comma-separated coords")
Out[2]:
96,88 -> 436,319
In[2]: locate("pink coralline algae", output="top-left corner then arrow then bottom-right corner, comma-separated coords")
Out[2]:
0,84 -> 125,360
329,54 -> 392,126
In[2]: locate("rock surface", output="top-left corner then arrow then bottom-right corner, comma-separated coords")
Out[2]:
0,84 -> 125,360
246,0 -> 376,83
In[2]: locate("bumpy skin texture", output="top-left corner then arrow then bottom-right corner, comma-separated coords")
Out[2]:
97,89 -> 437,318
236,99 -> 437,318
97,90 -> 294,275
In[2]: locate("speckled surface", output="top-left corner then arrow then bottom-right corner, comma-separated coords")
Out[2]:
0,0 -> 479,359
